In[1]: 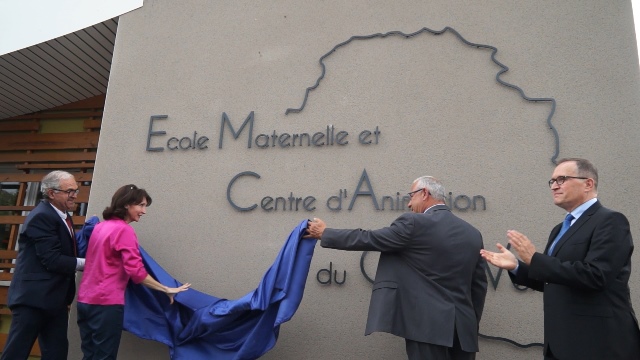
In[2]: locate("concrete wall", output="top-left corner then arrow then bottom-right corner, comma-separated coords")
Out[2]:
69,1 -> 640,359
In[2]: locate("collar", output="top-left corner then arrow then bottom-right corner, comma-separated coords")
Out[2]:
568,197 -> 597,222
48,201 -> 69,220
423,203 -> 447,213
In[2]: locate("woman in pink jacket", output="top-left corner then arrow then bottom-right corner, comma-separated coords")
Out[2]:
77,184 -> 190,359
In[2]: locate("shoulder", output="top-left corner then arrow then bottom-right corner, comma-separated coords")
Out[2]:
25,201 -> 57,223
421,205 -> 481,232
579,202 -> 630,233
30,201 -> 54,215
393,207 -> 452,226
590,201 -> 627,219
395,206 -> 450,223
100,220 -> 138,248
422,205 -> 464,223
393,212 -> 420,226
98,219 -> 135,234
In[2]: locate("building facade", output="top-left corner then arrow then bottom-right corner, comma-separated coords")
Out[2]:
48,1 -> 640,359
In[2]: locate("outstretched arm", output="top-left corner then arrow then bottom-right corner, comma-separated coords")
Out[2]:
480,243 -> 517,270
141,275 -> 191,304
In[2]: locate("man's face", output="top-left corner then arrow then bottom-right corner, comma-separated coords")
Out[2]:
550,161 -> 589,212
48,177 -> 78,212
407,182 -> 427,213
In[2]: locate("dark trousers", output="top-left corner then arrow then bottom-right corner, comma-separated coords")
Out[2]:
0,305 -> 69,360
405,329 -> 476,360
77,302 -> 124,360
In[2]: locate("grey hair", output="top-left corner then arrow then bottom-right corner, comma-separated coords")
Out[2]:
556,158 -> 598,189
413,176 -> 446,201
41,171 -> 75,199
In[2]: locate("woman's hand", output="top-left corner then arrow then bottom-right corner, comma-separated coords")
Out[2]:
165,283 -> 191,304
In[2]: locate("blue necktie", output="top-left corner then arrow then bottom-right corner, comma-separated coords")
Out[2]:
548,214 -> 574,255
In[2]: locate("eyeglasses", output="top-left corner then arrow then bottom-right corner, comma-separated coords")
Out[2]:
53,188 -> 80,196
548,176 -> 588,188
407,188 -> 426,198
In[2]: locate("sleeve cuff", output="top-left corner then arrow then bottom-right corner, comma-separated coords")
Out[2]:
75,258 -> 85,271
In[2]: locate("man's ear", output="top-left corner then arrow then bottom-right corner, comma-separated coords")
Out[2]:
585,178 -> 596,191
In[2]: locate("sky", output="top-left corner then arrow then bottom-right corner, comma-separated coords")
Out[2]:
0,0 -> 142,55
1,1 -> 639,63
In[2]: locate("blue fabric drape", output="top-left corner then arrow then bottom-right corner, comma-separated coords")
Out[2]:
76,215 -> 99,258
77,218 -> 316,359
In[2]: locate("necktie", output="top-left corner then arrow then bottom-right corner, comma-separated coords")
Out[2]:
65,215 -> 78,257
547,213 -> 574,255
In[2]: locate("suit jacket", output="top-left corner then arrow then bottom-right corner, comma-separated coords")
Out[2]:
321,205 -> 488,351
8,200 -> 78,311
510,201 -> 640,360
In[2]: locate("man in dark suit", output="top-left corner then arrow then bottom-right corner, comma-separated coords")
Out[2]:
481,158 -> 640,359
306,176 -> 488,360
1,170 -> 85,360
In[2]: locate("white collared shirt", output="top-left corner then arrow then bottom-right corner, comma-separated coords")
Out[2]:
49,202 -> 73,237
566,197 -> 598,225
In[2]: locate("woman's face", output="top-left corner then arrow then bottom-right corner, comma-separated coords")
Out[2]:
125,198 -> 148,223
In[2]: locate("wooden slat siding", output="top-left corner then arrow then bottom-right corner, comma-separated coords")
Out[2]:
0,111 -> 103,121
16,162 -> 95,170
0,215 -> 86,225
0,96 -> 102,358
0,287 -> 10,315
0,121 -> 40,132
0,132 -> 99,151
0,251 -> 16,277
1,93 -> 105,121
0,206 -> 34,211
0,250 -> 16,270
75,185 -> 90,203
0,173 -> 93,182
1,216 -> 30,225
8,183 -> 28,250
0,250 -> 17,312
0,152 -> 96,163
0,94 -> 105,122
84,119 -> 102,130
0,186 -> 89,209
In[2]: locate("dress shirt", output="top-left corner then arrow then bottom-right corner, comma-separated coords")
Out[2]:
48,202 -> 84,270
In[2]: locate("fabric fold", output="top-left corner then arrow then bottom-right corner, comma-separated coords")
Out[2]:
78,217 -> 316,360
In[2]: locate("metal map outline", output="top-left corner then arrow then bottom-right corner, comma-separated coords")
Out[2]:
285,26 -> 559,165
